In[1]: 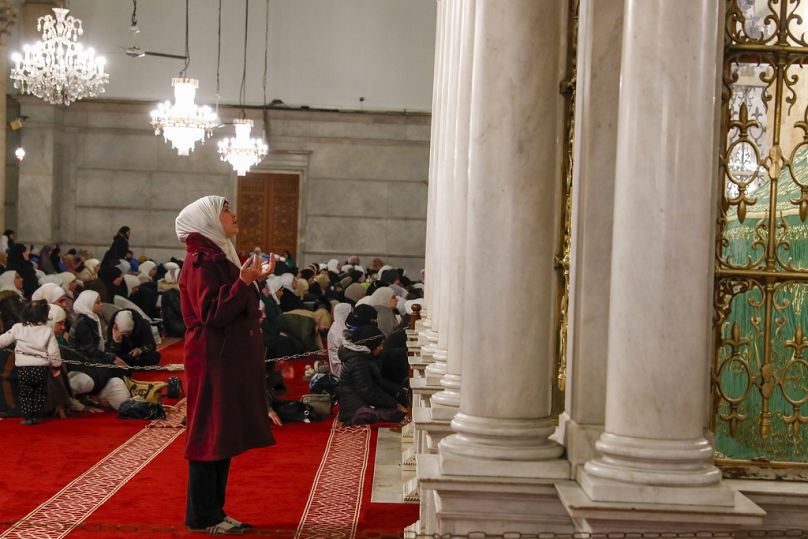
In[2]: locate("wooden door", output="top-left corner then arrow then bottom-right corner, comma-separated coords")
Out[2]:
235,172 -> 299,258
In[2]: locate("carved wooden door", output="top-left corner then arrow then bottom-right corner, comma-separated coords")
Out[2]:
235,173 -> 299,258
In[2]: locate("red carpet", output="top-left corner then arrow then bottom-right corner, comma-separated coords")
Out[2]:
0,343 -> 417,538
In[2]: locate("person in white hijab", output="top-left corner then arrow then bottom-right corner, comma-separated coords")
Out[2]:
368,286 -> 398,337
76,258 -> 101,283
32,282 -> 67,305
38,274 -> 63,286
278,272 -> 296,293
326,258 -> 340,274
72,290 -> 107,350
57,272 -> 78,296
266,275 -> 283,305
116,259 -> 131,275
123,274 -> 141,297
158,261 -> 181,293
327,303 -> 352,377
175,195 -> 242,269
0,270 -> 23,296
139,260 -> 157,283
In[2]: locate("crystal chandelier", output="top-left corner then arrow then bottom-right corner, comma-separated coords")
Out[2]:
150,78 -> 218,156
10,8 -> 109,106
218,119 -> 268,176
217,0 -> 269,175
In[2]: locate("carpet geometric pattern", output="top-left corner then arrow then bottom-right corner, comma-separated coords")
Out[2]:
295,419 -> 371,539
0,401 -> 186,539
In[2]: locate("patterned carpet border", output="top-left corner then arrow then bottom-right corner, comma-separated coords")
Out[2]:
0,399 -> 186,539
295,419 -> 371,539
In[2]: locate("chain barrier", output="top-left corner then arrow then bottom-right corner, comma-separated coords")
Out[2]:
0,520 -> 805,539
0,333 -> 390,371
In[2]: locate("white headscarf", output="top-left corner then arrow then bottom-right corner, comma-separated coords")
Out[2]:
123,274 -> 141,296
341,264 -> 354,273
74,290 -> 104,349
139,260 -> 156,281
113,310 -> 135,333
327,303 -> 352,377
162,262 -> 181,284
47,304 -> 66,328
116,259 -> 131,275
0,270 -> 20,296
266,275 -> 283,304
279,273 -> 295,292
175,195 -> 241,269
369,286 -> 395,308
38,274 -> 63,286
326,259 -> 340,274
355,296 -> 372,307
85,258 -> 101,274
32,282 -> 66,304
57,272 -> 76,292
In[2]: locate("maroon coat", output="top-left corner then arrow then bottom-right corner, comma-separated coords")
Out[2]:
179,233 -> 274,461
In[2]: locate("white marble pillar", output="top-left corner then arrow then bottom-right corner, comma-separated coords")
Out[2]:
579,0 -> 731,506
430,0 -> 475,420
559,0 -> 623,473
425,0 -> 462,386
0,1 -> 15,230
438,0 -> 568,479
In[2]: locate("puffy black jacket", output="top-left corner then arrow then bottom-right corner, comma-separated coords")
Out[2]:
337,345 -> 400,422
160,288 -> 185,337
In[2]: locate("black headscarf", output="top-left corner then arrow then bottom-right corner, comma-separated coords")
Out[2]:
6,244 -> 37,298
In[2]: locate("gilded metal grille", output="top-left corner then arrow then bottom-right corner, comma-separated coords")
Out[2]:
553,0 -> 578,415
713,0 -> 808,470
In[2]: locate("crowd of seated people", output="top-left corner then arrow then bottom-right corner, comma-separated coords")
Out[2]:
0,223 -> 424,427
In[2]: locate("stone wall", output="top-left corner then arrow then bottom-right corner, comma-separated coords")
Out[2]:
10,97 -> 429,277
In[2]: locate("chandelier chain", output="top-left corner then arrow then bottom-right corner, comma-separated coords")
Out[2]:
240,0 -> 249,118
180,0 -> 190,77
263,0 -> 269,107
216,0 -> 223,106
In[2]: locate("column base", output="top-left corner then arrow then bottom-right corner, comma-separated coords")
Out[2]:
425,348 -> 447,385
439,413 -> 569,479
430,373 -> 460,420
557,481 -> 764,532
582,432 -> 731,505
418,454 -> 574,536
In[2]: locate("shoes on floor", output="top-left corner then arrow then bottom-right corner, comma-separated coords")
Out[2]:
20,417 -> 41,426
187,516 -> 252,535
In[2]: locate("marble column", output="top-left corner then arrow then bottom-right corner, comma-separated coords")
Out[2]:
579,0 -> 732,505
0,1 -> 16,230
438,0 -> 568,479
558,0 -> 623,473
430,0 -> 475,420
425,0 -> 462,387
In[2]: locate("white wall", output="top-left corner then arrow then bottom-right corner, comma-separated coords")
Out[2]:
11,0 -> 436,112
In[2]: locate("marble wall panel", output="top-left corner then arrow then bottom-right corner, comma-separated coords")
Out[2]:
306,215 -> 389,254
307,142 -> 429,181
384,218 -> 427,256
307,179 -> 390,218
148,172 -> 232,210
386,182 -> 428,219
76,132 -> 158,170
75,169 -> 152,208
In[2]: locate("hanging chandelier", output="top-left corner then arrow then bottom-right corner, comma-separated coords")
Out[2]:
149,0 -> 218,156
218,119 -> 268,176
150,78 -> 218,156
217,0 -> 269,176
10,7 -> 109,106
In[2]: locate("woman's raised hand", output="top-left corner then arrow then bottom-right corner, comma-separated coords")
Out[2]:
240,253 -> 275,285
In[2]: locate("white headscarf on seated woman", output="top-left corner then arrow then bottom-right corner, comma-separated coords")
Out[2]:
58,271 -> 77,293
38,274 -> 63,286
278,273 -> 296,293
85,258 -> 101,274
368,286 -> 396,308
266,275 -> 283,304
0,270 -> 22,296
32,282 -> 66,304
123,274 -> 141,297
327,303 -> 352,377
326,258 -> 340,274
162,262 -> 181,284
175,195 -> 242,269
139,260 -> 157,282
73,289 -> 104,348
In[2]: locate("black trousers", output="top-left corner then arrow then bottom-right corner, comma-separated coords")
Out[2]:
186,458 -> 231,528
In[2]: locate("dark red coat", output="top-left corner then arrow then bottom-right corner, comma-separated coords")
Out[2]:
179,233 -> 274,461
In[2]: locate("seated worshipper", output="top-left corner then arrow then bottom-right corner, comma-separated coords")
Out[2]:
32,283 -> 74,329
158,262 -> 181,293
0,270 -> 25,332
76,258 -> 100,283
97,265 -> 126,303
367,286 -> 399,338
337,325 -> 407,426
106,309 -> 161,368
161,286 -> 185,337
45,303 -> 79,413
66,290 -> 130,410
123,273 -> 159,319
0,299 -> 63,424
261,276 -> 298,358
7,244 -> 39,298
138,260 -> 157,283
327,303 -> 351,377
343,282 -> 366,306
278,273 -> 332,333
38,245 -> 56,274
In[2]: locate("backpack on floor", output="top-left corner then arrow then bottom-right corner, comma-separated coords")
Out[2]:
272,399 -> 321,423
117,397 -> 166,420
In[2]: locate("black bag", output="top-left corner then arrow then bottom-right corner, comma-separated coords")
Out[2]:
166,376 -> 184,399
272,399 -> 321,423
117,398 -> 166,420
310,373 -> 339,399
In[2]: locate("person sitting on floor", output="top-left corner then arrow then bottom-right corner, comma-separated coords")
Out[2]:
106,309 -> 161,368
0,270 -> 25,332
337,325 -> 407,426
66,290 -> 130,410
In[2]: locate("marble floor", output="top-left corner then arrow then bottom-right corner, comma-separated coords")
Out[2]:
371,428 -> 413,503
